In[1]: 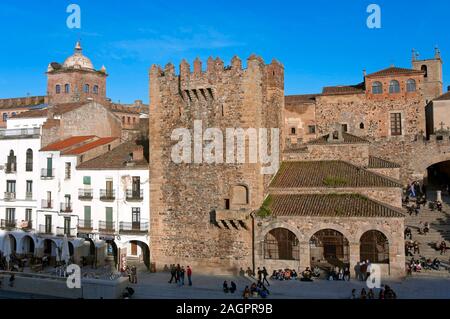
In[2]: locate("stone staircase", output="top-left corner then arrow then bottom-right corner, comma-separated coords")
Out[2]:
404,191 -> 450,277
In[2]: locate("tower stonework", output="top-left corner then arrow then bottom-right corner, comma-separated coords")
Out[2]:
412,48 -> 443,103
149,55 -> 284,273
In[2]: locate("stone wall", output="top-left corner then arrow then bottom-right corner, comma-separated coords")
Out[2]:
41,102 -> 122,147
283,143 -> 370,167
367,167 -> 400,180
149,56 -> 284,273
255,215 -> 405,278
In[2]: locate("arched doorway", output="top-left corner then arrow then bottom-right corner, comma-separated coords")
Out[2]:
310,229 -> 349,269
8,234 -> 17,252
125,240 -> 151,269
106,240 -> 118,266
427,161 -> 450,188
360,230 -> 389,264
68,242 -> 74,256
43,239 -> 57,256
263,228 -> 299,261
21,235 -> 35,255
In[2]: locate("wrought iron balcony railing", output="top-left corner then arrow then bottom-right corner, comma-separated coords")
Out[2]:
78,189 -> 93,200
119,221 -> 149,233
126,189 -> 144,201
100,190 -> 115,201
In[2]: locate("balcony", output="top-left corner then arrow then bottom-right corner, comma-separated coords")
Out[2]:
78,219 -> 93,232
126,189 -> 144,201
41,200 -> 53,209
0,128 -> 40,139
100,190 -> 115,201
41,168 -> 55,179
56,227 -> 77,237
25,163 -> 33,172
98,221 -> 115,234
60,203 -> 73,213
119,221 -> 149,234
25,192 -> 33,201
78,189 -> 93,200
38,224 -> 54,235
4,192 -> 16,201
5,163 -> 17,174
0,219 -> 16,229
19,220 -> 32,230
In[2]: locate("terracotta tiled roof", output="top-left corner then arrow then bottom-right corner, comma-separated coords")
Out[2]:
40,136 -> 96,151
64,137 -> 118,155
13,109 -> 48,119
368,156 -> 401,169
77,142 -> 148,170
322,83 -> 365,95
267,194 -> 404,218
307,132 -> 369,145
270,161 -> 402,189
285,94 -> 319,105
51,102 -> 88,115
434,92 -> 450,101
366,67 -> 424,78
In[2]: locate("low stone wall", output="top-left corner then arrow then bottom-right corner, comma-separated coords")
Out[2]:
0,272 -> 129,299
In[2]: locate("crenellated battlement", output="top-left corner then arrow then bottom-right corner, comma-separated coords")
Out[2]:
150,55 -> 284,86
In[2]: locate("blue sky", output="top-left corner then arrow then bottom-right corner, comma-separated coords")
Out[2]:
0,0 -> 449,103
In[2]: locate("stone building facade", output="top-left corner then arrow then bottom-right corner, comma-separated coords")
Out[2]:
149,56 -> 284,273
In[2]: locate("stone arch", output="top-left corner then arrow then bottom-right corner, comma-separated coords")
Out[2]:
263,228 -> 300,261
7,234 -> 17,252
258,221 -> 302,243
305,223 -> 354,244
43,239 -> 58,256
309,228 -> 350,269
19,235 -> 35,255
359,230 -> 390,264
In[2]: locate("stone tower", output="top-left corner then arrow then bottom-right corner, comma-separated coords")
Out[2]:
47,42 -> 108,105
412,47 -> 443,103
149,55 -> 284,273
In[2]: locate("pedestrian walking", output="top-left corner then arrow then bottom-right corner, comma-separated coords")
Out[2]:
131,265 -> 137,284
179,266 -> 185,286
168,264 -> 176,283
262,267 -> 270,286
187,265 -> 192,286
257,267 -> 262,281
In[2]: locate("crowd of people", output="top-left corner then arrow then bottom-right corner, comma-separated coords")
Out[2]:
167,264 -> 193,287
354,260 -> 373,281
351,285 -> 397,299
270,268 -> 298,281
242,281 -> 270,299
406,257 -> 441,274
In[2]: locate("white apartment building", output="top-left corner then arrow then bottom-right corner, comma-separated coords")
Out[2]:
0,113 -> 46,256
0,114 -> 150,269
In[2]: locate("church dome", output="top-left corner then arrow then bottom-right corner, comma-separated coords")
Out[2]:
63,41 -> 94,70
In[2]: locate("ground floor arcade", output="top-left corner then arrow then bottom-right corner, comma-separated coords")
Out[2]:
255,208 -> 406,278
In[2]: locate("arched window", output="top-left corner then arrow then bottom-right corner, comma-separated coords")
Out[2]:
389,80 -> 400,94
264,228 -> 299,260
407,79 -> 416,92
7,150 -> 16,173
93,85 -> 99,94
84,84 -> 90,93
360,230 -> 389,263
232,185 -> 249,205
26,149 -> 33,171
372,81 -> 383,94
56,85 -> 61,94
64,84 -> 70,93
421,65 -> 428,78
122,116 -> 125,124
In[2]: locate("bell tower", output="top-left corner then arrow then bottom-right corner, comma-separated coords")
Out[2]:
412,47 -> 443,103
